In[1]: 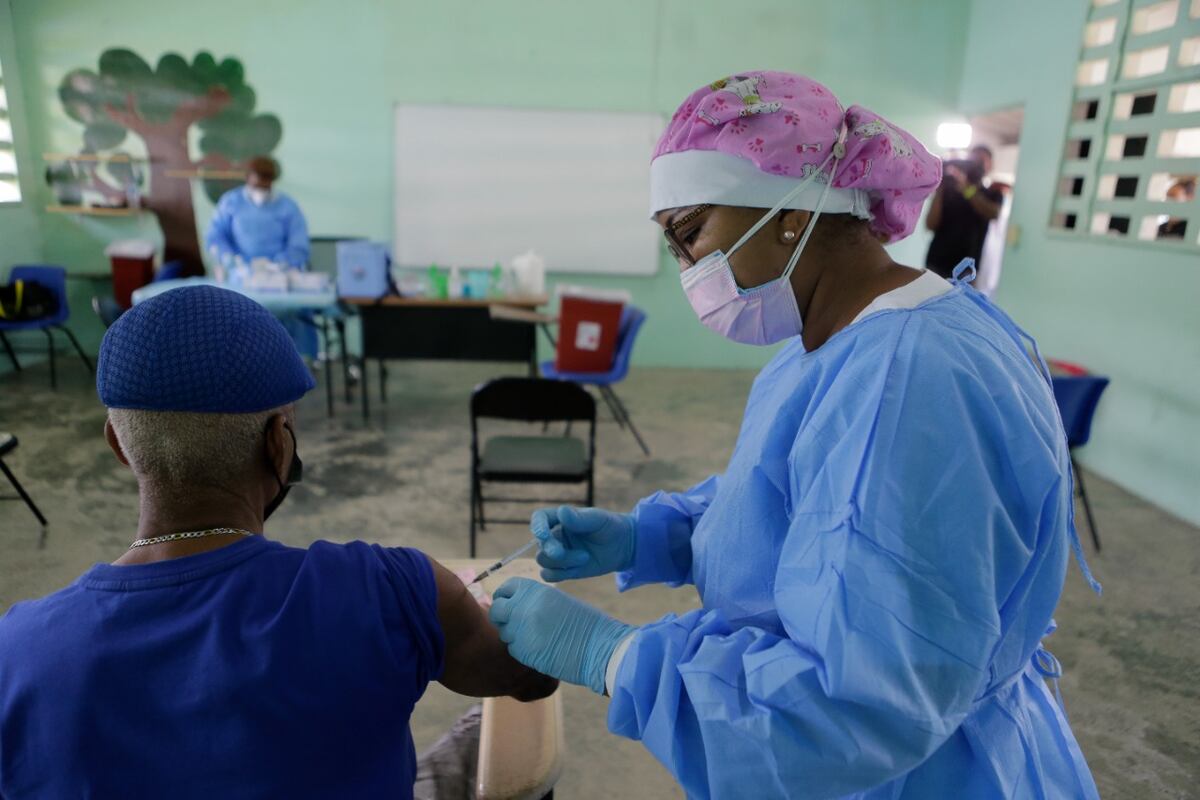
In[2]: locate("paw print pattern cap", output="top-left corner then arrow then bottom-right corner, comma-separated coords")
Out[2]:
650,71 -> 942,243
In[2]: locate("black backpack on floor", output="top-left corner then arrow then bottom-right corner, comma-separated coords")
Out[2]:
0,280 -> 59,321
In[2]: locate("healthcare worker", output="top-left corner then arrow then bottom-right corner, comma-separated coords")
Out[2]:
489,71 -> 1102,799
205,155 -> 316,357
205,155 -> 310,269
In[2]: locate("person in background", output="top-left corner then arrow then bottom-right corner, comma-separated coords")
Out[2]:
1157,177 -> 1195,239
0,286 -> 556,799
925,144 -> 1003,279
205,155 -> 310,268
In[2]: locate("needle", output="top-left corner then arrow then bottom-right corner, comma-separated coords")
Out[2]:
468,539 -> 538,585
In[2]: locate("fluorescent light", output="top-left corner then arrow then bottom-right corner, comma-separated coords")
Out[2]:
936,122 -> 973,150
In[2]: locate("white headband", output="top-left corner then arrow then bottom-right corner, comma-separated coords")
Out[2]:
649,149 -> 871,220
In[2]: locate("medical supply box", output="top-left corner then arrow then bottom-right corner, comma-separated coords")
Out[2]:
336,241 -> 391,298
554,285 -> 631,374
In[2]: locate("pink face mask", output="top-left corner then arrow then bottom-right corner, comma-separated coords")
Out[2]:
680,140 -> 844,347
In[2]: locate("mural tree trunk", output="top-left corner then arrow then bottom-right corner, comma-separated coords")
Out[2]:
57,50 -> 282,277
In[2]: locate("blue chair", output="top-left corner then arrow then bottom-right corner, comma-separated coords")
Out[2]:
0,266 -> 94,388
541,306 -> 649,456
91,295 -> 124,328
1051,374 -> 1110,553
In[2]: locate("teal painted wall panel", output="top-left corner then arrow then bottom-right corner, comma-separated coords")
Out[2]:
958,0 -> 1200,525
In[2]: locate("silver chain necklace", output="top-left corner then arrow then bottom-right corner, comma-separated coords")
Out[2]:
129,527 -> 255,549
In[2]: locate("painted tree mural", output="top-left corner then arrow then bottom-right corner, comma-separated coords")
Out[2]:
56,49 -> 283,276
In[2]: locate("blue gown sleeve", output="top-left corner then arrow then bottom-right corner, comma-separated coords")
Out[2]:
607,339 -> 1058,798
617,475 -> 719,590
275,200 -> 310,267
204,192 -> 240,261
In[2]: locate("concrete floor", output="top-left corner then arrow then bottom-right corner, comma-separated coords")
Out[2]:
1,359 -> 1197,799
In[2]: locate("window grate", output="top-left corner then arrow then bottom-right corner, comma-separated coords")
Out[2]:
1052,0 -> 1200,249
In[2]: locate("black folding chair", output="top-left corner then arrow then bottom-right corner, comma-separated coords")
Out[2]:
0,433 -> 47,526
470,377 -> 595,557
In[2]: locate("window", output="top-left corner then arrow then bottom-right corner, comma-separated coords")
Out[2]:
0,54 -> 20,204
1053,1 -> 1200,249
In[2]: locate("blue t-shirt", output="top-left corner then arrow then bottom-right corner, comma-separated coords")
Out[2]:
0,537 -> 445,799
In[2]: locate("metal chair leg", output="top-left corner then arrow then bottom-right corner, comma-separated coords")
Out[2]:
361,358 -> 370,421
470,478 -> 487,556
57,326 -> 94,374
320,316 -> 334,418
0,458 -> 47,526
338,319 -> 352,404
605,387 -> 650,456
1072,455 -> 1101,553
379,361 -> 388,404
597,386 -> 626,429
43,328 -> 57,390
0,332 -> 20,371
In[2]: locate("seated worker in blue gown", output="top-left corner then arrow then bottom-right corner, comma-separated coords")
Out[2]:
205,156 -> 317,357
0,286 -> 556,799
206,155 -> 309,269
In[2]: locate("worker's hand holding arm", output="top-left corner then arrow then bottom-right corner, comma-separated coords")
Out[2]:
427,557 -> 558,702
489,578 -> 635,695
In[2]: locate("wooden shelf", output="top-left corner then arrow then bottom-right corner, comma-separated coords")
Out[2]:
42,153 -> 147,163
163,168 -> 244,180
46,204 -> 145,217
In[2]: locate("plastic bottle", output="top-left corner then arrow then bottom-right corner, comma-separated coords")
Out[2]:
449,265 -> 464,299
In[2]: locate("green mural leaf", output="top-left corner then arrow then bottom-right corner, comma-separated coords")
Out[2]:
192,52 -> 219,86
156,53 -> 204,97
216,57 -> 245,90
83,120 -> 127,150
59,70 -> 103,124
99,49 -> 152,82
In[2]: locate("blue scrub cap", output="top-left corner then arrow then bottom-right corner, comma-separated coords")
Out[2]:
97,285 -> 315,413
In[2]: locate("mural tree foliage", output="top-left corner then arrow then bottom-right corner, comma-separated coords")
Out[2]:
57,48 -> 283,276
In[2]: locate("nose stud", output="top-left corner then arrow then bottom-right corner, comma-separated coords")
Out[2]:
783,230 -> 797,241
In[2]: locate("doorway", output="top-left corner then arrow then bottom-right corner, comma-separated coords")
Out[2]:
967,106 -> 1024,297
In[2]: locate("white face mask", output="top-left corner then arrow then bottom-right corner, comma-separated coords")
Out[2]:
247,187 -> 271,206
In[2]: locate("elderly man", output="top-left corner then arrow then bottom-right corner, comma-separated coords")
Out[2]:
0,286 -> 555,798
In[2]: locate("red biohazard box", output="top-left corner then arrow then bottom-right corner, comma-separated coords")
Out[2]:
554,286 -> 632,374
105,240 -> 156,309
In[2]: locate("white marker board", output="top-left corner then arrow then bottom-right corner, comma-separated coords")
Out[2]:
394,105 -> 663,275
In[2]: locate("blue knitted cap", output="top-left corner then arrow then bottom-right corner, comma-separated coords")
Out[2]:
97,285 -> 316,412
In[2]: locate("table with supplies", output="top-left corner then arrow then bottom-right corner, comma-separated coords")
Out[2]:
340,295 -> 549,420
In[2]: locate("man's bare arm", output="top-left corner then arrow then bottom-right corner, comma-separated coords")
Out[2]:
426,556 -> 558,702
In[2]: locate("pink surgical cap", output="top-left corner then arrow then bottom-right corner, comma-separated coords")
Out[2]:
651,71 -> 942,243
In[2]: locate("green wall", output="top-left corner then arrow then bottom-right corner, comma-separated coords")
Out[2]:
0,0 -> 42,265
5,0 -> 967,368
959,0 -> 1200,525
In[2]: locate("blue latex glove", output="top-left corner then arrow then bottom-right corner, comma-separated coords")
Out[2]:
531,506 -> 636,582
489,577 -> 635,695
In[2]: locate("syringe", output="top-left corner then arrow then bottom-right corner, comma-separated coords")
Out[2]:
468,538 -> 538,585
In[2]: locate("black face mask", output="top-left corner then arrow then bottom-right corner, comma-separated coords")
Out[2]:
264,423 -> 302,522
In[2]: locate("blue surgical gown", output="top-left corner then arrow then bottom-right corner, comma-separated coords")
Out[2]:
608,282 -> 1100,799
205,187 -> 317,356
205,187 -> 310,268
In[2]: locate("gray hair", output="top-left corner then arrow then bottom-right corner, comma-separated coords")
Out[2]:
108,406 -> 289,493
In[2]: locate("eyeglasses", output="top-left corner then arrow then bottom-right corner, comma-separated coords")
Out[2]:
663,204 -> 713,267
